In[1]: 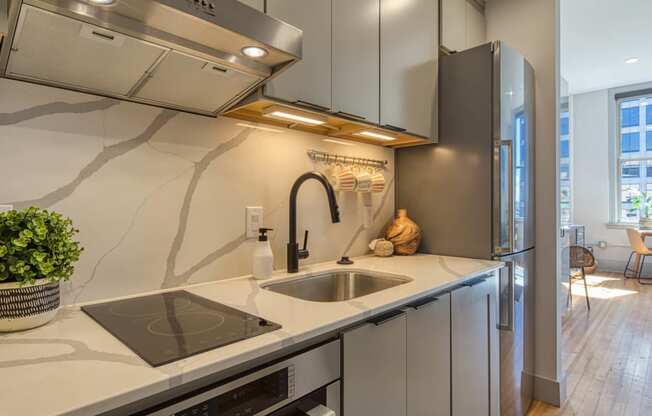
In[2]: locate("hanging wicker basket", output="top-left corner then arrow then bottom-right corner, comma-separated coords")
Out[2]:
0,278 -> 60,332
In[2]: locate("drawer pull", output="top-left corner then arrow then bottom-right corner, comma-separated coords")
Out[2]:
462,277 -> 487,288
91,31 -> 115,41
381,124 -> 407,132
295,100 -> 331,112
408,296 -> 439,310
334,111 -> 367,121
368,309 -> 405,326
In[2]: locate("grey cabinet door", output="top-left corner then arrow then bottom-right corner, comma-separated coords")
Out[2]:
465,1 -> 486,49
343,313 -> 407,416
332,0 -> 380,123
266,0 -> 332,109
406,294 -> 451,416
488,273 -> 500,416
441,0 -> 467,52
451,277 -> 496,416
380,0 -> 438,139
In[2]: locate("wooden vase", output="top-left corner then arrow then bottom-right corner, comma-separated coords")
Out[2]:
385,209 -> 421,255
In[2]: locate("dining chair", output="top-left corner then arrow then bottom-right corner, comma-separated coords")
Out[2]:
568,245 -> 594,311
625,228 -> 652,285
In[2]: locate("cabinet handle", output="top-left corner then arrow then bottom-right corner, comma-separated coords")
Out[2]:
295,100 -> 331,112
408,296 -> 439,310
91,31 -> 115,41
381,124 -> 407,132
499,262 -> 515,332
333,111 -> 367,121
462,277 -> 487,288
368,309 -> 405,326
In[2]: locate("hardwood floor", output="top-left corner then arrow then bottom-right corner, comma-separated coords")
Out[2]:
528,272 -> 652,415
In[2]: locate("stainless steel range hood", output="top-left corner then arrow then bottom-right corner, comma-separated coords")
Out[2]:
0,0 -> 302,116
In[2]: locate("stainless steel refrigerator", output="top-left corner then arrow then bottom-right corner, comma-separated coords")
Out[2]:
397,41 -> 535,416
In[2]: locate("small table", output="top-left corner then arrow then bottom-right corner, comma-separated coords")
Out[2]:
633,229 -> 652,276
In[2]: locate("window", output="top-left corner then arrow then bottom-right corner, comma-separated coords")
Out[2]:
560,103 -> 571,226
622,132 -> 640,153
615,95 -> 652,223
622,161 -> 641,178
621,101 -> 640,127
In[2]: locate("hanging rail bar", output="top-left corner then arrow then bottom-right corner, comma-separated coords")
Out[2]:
307,149 -> 388,168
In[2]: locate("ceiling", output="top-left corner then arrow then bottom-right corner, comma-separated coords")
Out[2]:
561,0 -> 652,95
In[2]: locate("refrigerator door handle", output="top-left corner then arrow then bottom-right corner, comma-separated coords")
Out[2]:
494,139 -> 514,255
498,261 -> 515,331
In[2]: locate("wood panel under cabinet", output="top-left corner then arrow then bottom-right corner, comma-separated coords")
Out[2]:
265,0 -> 332,110
332,0 -> 380,124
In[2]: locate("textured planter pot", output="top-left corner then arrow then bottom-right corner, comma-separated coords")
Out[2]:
0,278 -> 60,332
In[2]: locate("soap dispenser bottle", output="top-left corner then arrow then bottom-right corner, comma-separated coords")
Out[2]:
253,228 -> 274,280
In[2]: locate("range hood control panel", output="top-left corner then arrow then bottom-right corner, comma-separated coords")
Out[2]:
189,0 -> 217,14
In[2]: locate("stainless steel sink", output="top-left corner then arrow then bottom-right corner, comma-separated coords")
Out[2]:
262,271 -> 411,302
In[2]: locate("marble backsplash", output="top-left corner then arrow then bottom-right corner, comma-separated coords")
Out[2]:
0,79 -> 395,305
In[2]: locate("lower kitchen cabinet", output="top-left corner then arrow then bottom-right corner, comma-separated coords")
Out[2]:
406,294 -> 451,416
342,311 -> 407,416
342,273 -> 498,416
451,274 -> 499,416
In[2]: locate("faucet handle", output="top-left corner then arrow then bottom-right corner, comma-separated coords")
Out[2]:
298,230 -> 310,260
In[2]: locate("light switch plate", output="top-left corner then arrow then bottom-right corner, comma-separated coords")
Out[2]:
0,204 -> 13,212
245,206 -> 264,239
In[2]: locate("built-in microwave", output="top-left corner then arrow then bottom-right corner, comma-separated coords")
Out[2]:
143,340 -> 340,416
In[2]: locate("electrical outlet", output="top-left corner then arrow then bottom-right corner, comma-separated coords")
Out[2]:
245,206 -> 264,239
597,240 -> 608,249
0,204 -> 13,212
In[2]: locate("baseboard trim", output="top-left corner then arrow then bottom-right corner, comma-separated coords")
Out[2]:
533,373 -> 567,407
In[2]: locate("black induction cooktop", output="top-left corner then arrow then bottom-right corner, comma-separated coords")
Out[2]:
81,291 -> 281,367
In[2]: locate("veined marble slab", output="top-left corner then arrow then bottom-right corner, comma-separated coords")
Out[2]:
0,254 -> 503,416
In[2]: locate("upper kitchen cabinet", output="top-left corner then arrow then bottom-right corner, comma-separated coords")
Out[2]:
380,0 -> 438,140
6,5 -> 167,97
465,0 -> 487,49
441,0 -> 486,52
332,0 -> 380,124
237,0 -> 264,11
266,0 -> 332,110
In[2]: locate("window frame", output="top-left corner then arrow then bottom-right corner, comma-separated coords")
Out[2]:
613,92 -> 652,224
559,100 -> 572,227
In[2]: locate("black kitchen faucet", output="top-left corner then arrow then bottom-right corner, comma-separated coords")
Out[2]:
287,171 -> 340,273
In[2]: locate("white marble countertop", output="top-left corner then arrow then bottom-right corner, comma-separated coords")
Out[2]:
0,254 -> 503,416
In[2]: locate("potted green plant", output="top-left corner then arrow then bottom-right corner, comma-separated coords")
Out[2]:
0,207 -> 82,332
632,192 -> 652,229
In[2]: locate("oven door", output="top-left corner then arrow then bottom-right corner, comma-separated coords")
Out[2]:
270,381 -> 340,416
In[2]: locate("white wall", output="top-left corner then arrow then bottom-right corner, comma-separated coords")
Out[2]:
572,81 -> 652,272
486,0 -> 563,406
0,78 -> 395,305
